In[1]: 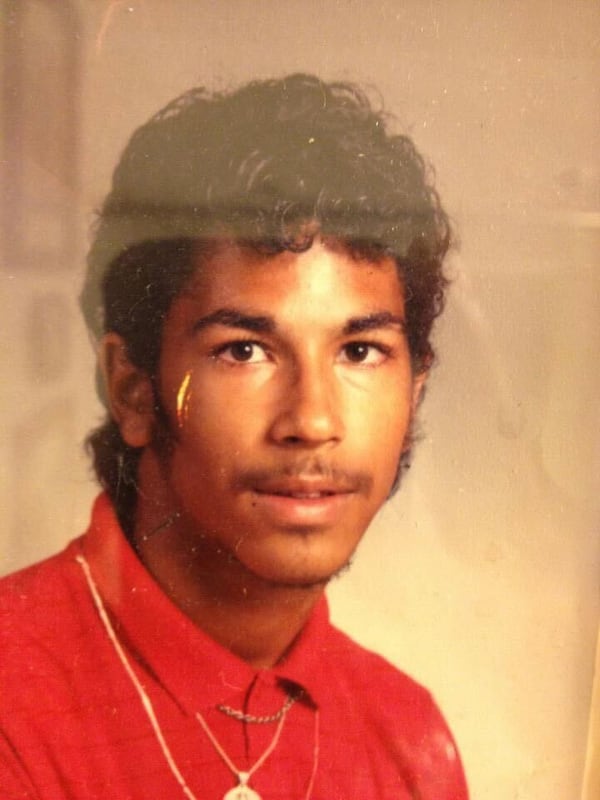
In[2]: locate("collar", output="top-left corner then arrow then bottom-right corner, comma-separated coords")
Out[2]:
78,494 -> 334,715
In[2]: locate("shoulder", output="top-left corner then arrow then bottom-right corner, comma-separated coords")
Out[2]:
0,542 -> 114,798
323,621 -> 432,705
0,541 -> 85,637
0,541 -> 92,703
321,622 -> 470,798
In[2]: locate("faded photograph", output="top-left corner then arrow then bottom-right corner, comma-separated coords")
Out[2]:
1,2 -> 599,799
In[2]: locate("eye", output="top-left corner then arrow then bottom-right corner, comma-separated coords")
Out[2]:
339,342 -> 389,366
213,340 -> 270,364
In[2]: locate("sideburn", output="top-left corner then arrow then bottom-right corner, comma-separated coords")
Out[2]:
148,374 -> 178,462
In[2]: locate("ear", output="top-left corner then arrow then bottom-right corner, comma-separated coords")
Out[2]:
99,333 -> 156,448
411,368 -> 429,412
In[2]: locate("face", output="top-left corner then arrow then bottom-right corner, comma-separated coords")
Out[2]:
124,239 -> 425,588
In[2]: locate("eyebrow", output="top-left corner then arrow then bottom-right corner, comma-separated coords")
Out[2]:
192,308 -> 275,333
192,307 -> 405,335
343,312 -> 406,335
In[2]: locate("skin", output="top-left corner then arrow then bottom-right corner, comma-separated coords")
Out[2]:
102,238 -> 427,667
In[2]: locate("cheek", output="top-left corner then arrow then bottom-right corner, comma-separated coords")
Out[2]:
354,385 -> 414,491
347,375 -> 413,441
171,375 -> 262,462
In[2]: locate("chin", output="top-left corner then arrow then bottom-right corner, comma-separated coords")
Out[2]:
239,540 -> 357,590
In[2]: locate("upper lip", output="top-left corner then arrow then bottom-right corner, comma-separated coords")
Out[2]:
251,477 -> 357,497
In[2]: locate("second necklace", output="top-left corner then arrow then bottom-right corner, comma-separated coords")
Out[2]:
196,705 -> 290,800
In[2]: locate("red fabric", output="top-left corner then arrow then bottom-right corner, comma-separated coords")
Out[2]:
0,494 -> 469,799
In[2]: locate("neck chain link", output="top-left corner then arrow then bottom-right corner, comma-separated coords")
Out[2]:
217,689 -> 301,725
76,553 -> 319,800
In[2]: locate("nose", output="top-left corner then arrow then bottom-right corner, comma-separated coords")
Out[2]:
268,357 -> 344,447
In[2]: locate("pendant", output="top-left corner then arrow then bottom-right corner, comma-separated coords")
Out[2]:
223,785 -> 261,800
223,772 -> 262,800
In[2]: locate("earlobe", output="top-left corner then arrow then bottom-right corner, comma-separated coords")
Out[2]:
100,333 -> 156,448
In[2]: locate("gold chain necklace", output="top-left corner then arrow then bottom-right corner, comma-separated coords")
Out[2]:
217,689 -> 301,724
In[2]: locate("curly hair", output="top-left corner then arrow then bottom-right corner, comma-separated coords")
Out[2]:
80,73 -> 451,530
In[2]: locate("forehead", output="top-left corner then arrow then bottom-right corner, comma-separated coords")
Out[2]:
178,239 -> 405,320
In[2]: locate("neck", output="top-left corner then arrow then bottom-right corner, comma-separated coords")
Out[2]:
131,461 -> 325,669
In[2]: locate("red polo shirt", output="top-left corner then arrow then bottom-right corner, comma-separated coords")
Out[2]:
0,494 -> 468,799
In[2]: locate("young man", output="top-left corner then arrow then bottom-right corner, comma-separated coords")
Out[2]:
0,74 -> 469,799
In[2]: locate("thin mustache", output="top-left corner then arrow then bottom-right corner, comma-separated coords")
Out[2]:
235,458 -> 373,493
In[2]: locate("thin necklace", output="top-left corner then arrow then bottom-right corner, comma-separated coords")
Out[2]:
217,689 -> 301,724
76,553 -> 320,800
196,707 -> 286,800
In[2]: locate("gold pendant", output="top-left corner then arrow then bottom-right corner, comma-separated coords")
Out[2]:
223,772 -> 261,800
223,785 -> 261,800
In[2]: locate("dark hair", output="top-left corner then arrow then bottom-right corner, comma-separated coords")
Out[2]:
80,73 -> 451,528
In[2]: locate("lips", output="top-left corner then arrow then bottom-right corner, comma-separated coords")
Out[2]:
249,477 -> 356,528
274,491 -> 334,499
251,475 -> 359,496
261,488 -> 343,498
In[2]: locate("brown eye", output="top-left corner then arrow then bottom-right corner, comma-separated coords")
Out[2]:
229,342 -> 255,361
339,342 -> 388,366
343,343 -> 371,362
214,340 -> 270,364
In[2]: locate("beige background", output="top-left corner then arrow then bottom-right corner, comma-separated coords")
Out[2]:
1,1 -> 599,798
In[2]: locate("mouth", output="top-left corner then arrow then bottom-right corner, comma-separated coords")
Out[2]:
250,479 -> 356,528
251,474 -> 359,495
265,490 -> 339,499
